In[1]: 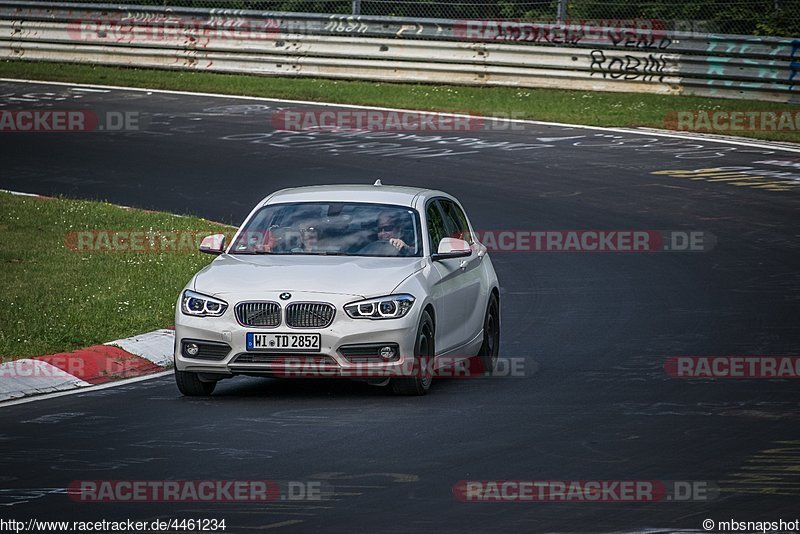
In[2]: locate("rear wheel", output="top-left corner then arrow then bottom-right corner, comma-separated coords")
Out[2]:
392,310 -> 434,396
175,369 -> 216,396
479,293 -> 500,373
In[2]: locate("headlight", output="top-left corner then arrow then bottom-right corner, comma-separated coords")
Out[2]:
344,294 -> 415,319
181,290 -> 228,317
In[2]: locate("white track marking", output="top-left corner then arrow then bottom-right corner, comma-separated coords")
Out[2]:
0,360 -> 90,402
0,370 -> 173,408
69,87 -> 109,93
536,135 -> 587,142
0,189 -> 43,197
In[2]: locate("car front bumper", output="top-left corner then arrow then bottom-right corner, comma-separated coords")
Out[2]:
174,291 -> 421,379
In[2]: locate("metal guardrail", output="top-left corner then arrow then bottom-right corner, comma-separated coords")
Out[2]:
0,0 -> 798,102
6,0 -> 799,37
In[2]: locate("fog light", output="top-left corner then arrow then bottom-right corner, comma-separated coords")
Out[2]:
185,343 -> 199,357
379,346 -> 396,360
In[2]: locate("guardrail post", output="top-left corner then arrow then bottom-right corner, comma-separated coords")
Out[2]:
556,0 -> 568,22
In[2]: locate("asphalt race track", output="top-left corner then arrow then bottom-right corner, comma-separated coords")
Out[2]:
1,80 -> 799,533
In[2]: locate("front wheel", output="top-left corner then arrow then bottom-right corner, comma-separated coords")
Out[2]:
392,310 -> 434,396
479,293 -> 500,373
175,369 -> 216,396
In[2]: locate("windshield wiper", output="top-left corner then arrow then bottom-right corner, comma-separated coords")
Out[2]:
230,251 -> 348,256
302,251 -> 348,256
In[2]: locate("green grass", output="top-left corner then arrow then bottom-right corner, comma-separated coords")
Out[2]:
2,60 -> 798,143
0,192 -> 233,360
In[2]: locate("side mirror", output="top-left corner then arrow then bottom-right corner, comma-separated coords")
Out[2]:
199,234 -> 226,255
432,237 -> 472,261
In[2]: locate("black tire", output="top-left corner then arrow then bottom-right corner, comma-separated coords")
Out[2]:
479,293 -> 500,374
175,369 -> 216,396
392,310 -> 435,396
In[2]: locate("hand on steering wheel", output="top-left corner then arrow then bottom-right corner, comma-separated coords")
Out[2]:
389,238 -> 408,251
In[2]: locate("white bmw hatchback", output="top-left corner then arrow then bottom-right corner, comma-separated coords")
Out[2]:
174,182 -> 500,396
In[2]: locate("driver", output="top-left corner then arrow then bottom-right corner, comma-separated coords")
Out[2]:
376,212 -> 410,253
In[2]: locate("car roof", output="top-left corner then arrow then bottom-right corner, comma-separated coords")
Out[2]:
262,184 -> 449,208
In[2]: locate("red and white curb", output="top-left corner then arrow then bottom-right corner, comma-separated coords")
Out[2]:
0,188 -> 230,405
0,329 -> 174,403
1,188 -> 182,404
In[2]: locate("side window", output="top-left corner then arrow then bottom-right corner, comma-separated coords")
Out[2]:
426,201 -> 447,253
440,200 -> 473,244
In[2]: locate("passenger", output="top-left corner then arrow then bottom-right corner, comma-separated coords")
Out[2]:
293,225 -> 320,253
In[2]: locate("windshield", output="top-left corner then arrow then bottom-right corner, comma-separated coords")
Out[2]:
230,202 -> 422,257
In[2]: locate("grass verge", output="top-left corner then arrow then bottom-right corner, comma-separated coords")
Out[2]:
1,60 -> 798,143
0,191 -> 232,360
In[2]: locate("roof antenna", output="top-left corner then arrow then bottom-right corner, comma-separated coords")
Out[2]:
373,179 -> 383,186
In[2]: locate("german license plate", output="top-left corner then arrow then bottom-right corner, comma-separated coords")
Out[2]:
246,332 -> 321,352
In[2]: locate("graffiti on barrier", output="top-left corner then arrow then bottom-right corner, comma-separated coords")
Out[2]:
589,50 -> 669,82
323,15 -> 369,34
453,20 -> 672,49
